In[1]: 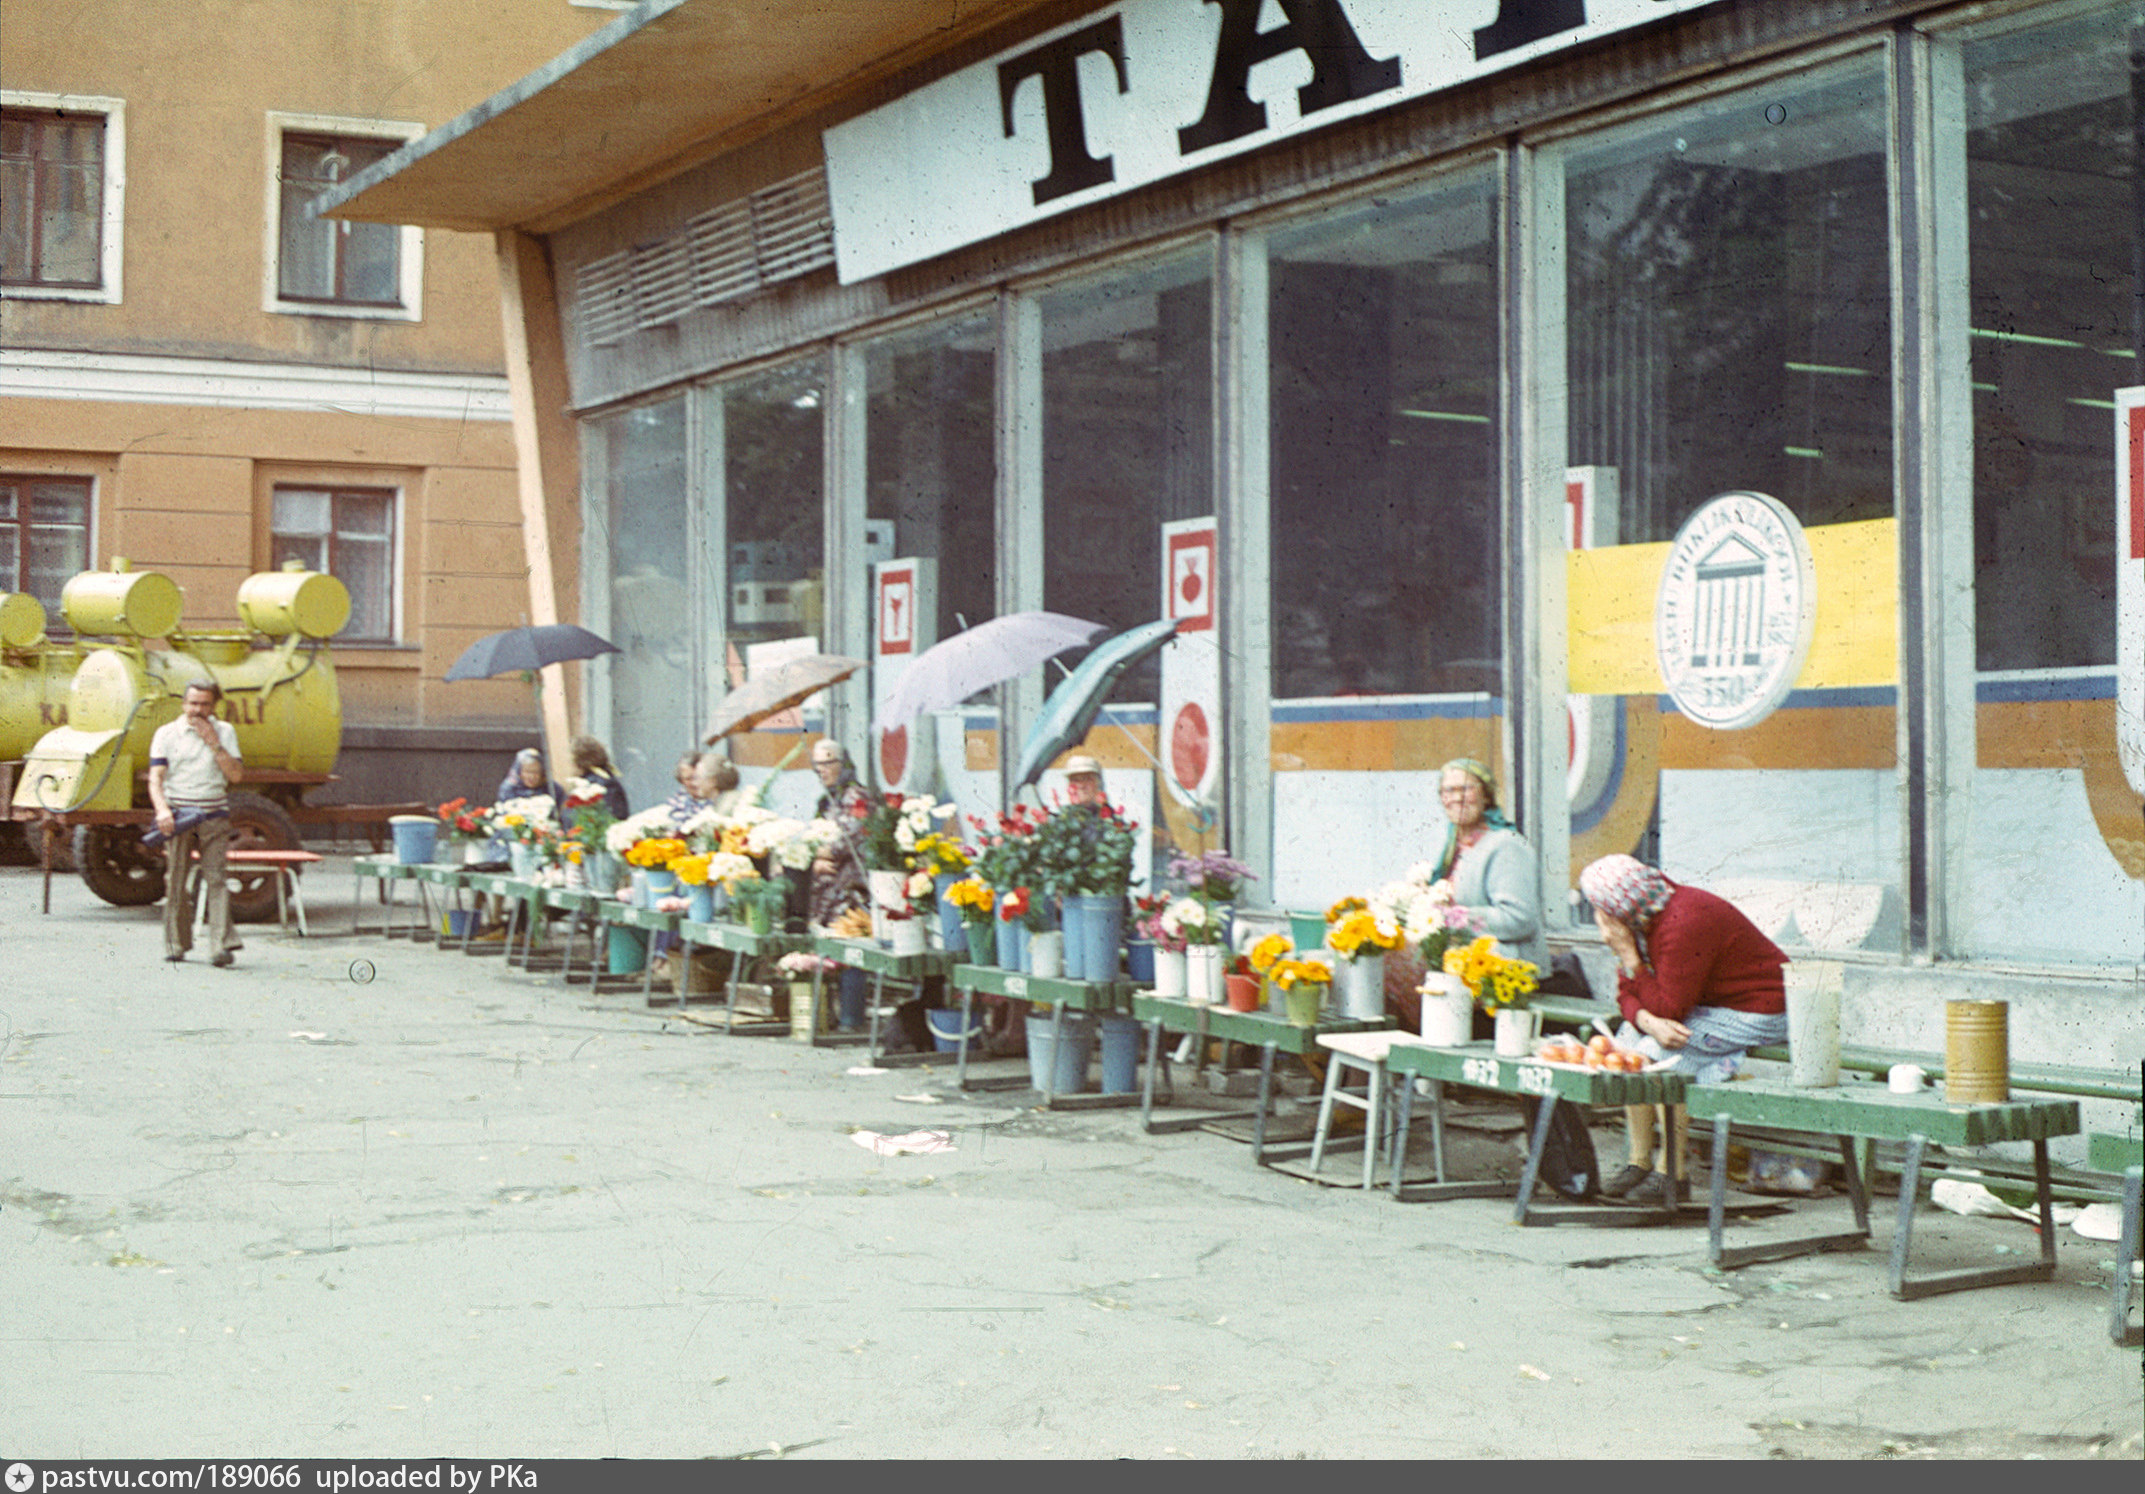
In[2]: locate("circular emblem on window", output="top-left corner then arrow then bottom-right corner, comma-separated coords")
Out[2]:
1654,491 -> 1815,731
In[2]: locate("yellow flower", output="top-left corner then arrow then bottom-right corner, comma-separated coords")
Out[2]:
946,876 -> 994,913
1249,933 -> 1292,975
1325,895 -> 1368,924
1329,909 -> 1401,959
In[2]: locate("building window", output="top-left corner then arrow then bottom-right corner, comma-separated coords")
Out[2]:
0,475 -> 92,623
270,486 -> 394,641
1,94 -> 123,301
265,114 -> 421,318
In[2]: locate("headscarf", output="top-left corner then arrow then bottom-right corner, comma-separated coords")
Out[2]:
1579,854 -> 1674,927
1431,757 -> 1516,881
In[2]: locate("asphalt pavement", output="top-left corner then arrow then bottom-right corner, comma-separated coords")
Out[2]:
2,855 -> 2139,1461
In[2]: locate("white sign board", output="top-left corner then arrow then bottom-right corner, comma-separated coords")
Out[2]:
824,0 -> 1725,283
870,556 -> 939,792
1158,517 -> 1221,810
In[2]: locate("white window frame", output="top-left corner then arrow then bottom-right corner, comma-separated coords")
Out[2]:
268,481 -> 404,644
1,91 -> 125,304
262,111 -> 423,321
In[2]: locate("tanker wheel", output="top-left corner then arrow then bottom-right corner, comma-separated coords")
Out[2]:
73,824 -> 168,907
225,791 -> 302,924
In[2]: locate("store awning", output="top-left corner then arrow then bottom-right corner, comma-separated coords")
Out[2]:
318,0 -> 1059,235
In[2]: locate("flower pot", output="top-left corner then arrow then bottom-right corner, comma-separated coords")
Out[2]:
463,839 -> 490,866
605,924 -> 647,975
628,869 -> 651,908
744,899 -> 774,937
925,1004 -> 986,1053
1284,984 -> 1324,1027
589,851 -> 623,895
1024,1010 -> 1094,1094
1098,1014 -> 1144,1095
1059,896 -> 1090,980
1336,952 -> 1385,1021
1065,893 -> 1124,984
643,867 -> 678,899
685,884 -> 715,923
935,875 -> 969,956
1418,971 -> 1474,1047
962,917 -> 997,968
1125,937 -> 1155,985
788,979 -> 820,1041
1185,945 -> 1226,1005
867,869 -> 907,943
1225,973 -> 1261,1012
1028,930 -> 1064,980
1493,1006 -> 1542,1058
1152,947 -> 1186,998
999,919 -> 1030,974
890,918 -> 928,958
389,816 -> 438,865
507,841 -> 538,879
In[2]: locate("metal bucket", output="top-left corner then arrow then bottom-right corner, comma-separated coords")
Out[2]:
1943,999 -> 2009,1103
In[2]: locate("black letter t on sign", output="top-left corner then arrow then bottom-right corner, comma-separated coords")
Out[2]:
999,15 -> 1131,206
1177,0 -> 1401,156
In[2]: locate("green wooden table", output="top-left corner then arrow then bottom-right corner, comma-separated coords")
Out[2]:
679,918 -> 806,1031
1383,1039 -> 1691,1225
1685,1076 -> 2081,1299
539,885 -> 608,985
809,937 -> 960,1062
1129,994 -> 1391,1166
351,854 -> 424,939
462,872 -> 554,971
404,862 -> 472,944
949,964 -> 1131,1102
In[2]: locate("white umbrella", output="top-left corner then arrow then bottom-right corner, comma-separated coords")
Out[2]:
869,611 -> 1105,732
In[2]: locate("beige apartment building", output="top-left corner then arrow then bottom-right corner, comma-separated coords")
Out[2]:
0,0 -> 624,810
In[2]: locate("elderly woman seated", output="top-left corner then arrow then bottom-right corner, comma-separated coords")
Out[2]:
1579,854 -> 1789,1208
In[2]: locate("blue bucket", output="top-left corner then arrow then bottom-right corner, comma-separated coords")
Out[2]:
1098,1014 -> 1144,1095
606,925 -> 647,974
389,816 -> 437,865
925,1005 -> 986,1053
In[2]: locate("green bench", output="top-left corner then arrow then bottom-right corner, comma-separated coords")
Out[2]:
1686,1078 -> 2080,1300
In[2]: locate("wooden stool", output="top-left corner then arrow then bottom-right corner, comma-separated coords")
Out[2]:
1310,1030 -> 1405,1189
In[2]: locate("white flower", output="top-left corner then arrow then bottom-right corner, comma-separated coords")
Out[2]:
680,806 -> 731,845
893,794 -> 942,850
1404,860 -> 1440,887
1160,896 -> 1210,940
498,795 -> 556,824
906,869 -> 936,900
708,851 -> 758,888
747,816 -> 806,858
606,806 -> 673,854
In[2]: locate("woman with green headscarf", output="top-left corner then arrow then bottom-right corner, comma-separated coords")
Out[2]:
1425,757 -> 1545,970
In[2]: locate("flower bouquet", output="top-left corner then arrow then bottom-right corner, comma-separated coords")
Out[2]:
1270,954 -> 1334,1026
1169,848 -> 1255,904
1444,936 -> 1540,1013
436,797 -> 490,842
946,875 -> 998,965
1327,906 -> 1402,963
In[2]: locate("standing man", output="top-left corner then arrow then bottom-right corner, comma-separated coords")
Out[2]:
1063,753 -> 1105,807
149,680 -> 245,967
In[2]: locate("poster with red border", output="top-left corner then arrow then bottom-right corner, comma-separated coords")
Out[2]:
870,557 -> 937,792
1158,518 -> 1221,809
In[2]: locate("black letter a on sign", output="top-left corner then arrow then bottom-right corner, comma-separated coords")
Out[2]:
1177,0 -> 1402,157
1473,0 -> 1589,60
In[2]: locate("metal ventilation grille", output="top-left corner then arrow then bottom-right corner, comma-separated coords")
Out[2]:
577,166 -> 836,347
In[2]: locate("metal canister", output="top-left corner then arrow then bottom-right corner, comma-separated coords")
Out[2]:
1943,999 -> 2009,1103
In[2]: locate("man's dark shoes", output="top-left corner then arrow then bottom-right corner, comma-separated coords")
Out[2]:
211,950 -> 235,968
165,952 -> 186,963
1623,1170 -> 1690,1208
1599,1162 -> 1652,1198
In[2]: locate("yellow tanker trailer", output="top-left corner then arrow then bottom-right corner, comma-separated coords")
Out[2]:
8,561 -> 355,917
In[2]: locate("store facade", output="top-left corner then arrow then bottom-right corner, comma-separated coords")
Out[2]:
334,0 -> 2142,1061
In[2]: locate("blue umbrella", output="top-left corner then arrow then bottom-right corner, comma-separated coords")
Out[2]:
1012,618 -> 1180,789
443,623 -> 620,681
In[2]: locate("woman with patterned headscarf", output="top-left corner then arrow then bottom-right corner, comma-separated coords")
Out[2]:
1427,757 -> 1545,970
1578,853 -> 1789,1207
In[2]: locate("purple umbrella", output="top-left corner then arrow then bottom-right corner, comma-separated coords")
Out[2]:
870,611 -> 1106,732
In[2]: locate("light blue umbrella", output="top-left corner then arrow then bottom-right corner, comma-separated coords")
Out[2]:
1012,617 -> 1181,789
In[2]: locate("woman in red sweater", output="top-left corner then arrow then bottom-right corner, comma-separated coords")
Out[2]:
1579,854 -> 1789,1206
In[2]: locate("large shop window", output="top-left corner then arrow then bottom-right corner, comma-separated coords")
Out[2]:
863,312 -> 996,801
270,486 -> 394,642
0,474 -> 91,622
598,396 -> 690,811
1961,3 -> 2143,968
1561,61 -> 1901,954
1040,254 -> 1212,707
1263,172 -> 1503,907
718,355 -> 828,768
